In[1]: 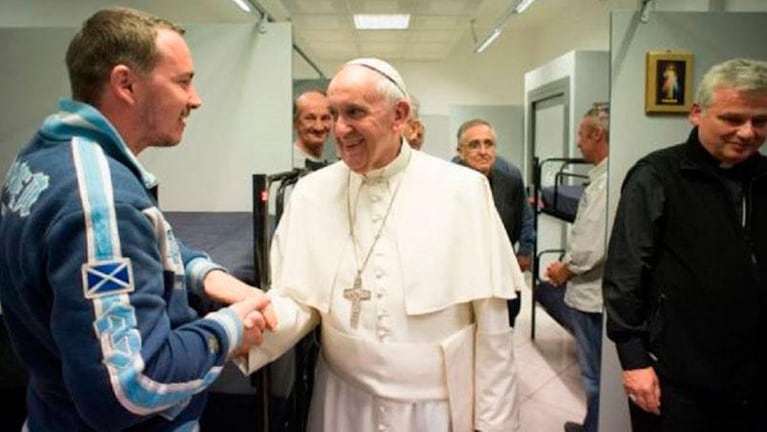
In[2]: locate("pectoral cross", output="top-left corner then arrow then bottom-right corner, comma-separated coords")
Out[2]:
343,276 -> 371,329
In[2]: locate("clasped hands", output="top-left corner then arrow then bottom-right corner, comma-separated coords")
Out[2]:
545,261 -> 572,286
203,270 -> 278,358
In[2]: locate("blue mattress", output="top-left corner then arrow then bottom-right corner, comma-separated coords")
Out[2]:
540,185 -> 584,222
164,211 -> 256,284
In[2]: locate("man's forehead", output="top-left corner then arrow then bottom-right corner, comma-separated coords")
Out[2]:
328,76 -> 381,108
298,92 -> 328,107
329,65 -> 375,92
463,124 -> 496,138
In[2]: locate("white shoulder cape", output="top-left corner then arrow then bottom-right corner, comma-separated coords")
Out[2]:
271,149 -> 524,315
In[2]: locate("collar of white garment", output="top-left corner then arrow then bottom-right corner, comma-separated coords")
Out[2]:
353,138 -> 412,184
588,157 -> 608,182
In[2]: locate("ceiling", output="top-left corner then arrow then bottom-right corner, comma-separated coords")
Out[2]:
15,0 -> 583,66
253,0 -> 573,62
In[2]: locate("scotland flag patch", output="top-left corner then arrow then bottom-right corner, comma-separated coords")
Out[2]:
82,258 -> 134,299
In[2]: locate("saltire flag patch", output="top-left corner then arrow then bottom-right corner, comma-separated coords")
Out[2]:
82,258 -> 134,299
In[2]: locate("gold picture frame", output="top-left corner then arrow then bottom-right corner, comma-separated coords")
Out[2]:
645,50 -> 694,114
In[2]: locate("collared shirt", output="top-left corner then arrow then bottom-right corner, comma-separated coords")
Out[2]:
563,158 -> 608,313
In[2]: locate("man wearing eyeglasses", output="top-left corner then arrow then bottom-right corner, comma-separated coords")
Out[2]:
454,119 -> 535,328
455,119 -> 535,274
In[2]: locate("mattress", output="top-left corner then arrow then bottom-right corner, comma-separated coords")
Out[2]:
165,211 -> 256,284
540,184 -> 584,223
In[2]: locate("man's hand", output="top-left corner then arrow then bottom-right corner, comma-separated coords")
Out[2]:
516,254 -> 531,272
623,367 -> 661,415
203,270 -> 257,304
545,261 -> 572,286
203,270 -> 277,331
227,295 -> 274,358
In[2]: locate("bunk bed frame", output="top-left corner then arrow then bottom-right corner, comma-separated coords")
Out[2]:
529,156 -> 591,340
164,169 -> 312,432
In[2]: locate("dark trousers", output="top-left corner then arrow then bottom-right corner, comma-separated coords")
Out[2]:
629,378 -> 764,432
1,318 -> 28,431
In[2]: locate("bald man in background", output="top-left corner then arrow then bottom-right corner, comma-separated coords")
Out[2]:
292,89 -> 333,170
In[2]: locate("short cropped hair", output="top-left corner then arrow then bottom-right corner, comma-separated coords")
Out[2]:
456,118 -> 493,142
409,95 -> 421,119
695,58 -> 767,109
293,88 -> 327,122
65,7 -> 184,106
583,102 -> 610,136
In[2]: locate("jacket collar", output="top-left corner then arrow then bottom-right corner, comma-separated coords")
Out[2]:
681,127 -> 767,180
40,99 -> 158,190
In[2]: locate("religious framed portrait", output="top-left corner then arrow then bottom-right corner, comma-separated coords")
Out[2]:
645,50 -> 694,114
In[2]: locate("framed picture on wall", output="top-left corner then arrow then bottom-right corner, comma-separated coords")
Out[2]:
645,50 -> 694,114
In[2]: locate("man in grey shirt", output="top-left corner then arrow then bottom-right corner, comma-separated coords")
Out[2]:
545,105 -> 609,432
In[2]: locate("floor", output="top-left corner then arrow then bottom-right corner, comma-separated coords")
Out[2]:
515,283 -> 586,432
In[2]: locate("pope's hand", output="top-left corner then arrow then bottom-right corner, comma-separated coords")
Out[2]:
227,295 -> 273,358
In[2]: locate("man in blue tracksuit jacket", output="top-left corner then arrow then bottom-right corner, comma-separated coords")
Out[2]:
0,7 -> 273,431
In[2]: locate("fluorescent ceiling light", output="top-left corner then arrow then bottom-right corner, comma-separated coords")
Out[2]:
475,28 -> 501,53
232,0 -> 251,13
514,0 -> 536,14
354,14 -> 411,30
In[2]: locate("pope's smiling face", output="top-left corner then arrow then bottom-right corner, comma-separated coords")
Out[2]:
328,65 -> 408,174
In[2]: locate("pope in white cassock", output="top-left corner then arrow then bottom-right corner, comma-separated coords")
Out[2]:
238,58 -> 524,432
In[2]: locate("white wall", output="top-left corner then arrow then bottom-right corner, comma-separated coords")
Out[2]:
0,2 -> 292,212
524,51 -> 610,157
449,105 -> 525,168
139,23 -> 292,211
0,27 -> 72,177
602,10 -> 767,432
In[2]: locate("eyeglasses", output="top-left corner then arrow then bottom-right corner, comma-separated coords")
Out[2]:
463,141 -> 495,151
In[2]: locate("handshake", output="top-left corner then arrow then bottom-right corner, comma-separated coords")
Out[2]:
204,270 -> 278,359
228,292 -> 277,358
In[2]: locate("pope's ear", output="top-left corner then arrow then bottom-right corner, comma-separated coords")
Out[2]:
393,99 -> 410,125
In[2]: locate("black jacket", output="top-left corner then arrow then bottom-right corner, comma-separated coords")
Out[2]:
604,128 -> 767,398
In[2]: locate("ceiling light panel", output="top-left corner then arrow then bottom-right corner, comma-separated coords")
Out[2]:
354,14 -> 411,30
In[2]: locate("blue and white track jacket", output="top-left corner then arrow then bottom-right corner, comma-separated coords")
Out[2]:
0,100 -> 244,431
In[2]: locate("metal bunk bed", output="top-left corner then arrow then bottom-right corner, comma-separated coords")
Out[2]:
529,156 -> 591,340
253,168 -> 316,432
166,169 -> 313,432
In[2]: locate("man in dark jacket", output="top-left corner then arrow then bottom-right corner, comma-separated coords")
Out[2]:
454,119 -> 535,271
603,58 -> 767,431
454,118 -> 535,326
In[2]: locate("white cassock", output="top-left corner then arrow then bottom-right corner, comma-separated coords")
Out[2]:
238,142 -> 525,432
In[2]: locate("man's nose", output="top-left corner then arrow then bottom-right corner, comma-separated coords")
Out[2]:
736,120 -> 757,140
189,85 -> 202,109
334,117 -> 351,136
